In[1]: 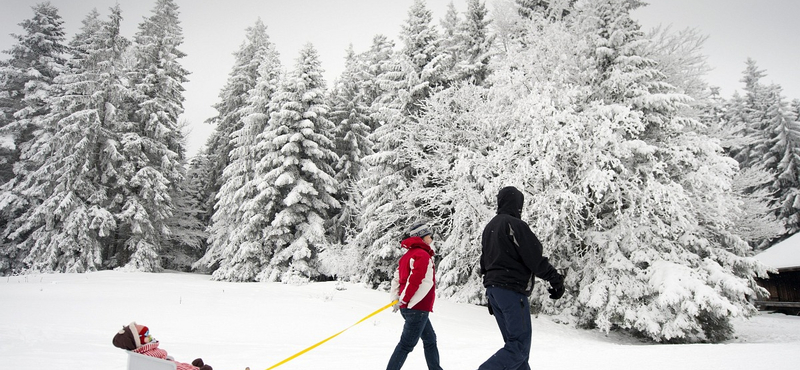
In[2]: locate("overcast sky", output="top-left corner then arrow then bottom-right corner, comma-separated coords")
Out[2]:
1,0 -> 798,157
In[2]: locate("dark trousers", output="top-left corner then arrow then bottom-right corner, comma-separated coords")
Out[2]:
386,308 -> 443,370
478,287 -> 532,370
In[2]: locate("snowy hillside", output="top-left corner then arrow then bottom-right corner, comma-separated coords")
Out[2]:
1,271 -> 798,370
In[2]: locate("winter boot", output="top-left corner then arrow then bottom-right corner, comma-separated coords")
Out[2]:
192,359 -> 205,367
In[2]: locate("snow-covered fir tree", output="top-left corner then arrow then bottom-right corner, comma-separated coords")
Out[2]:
120,0 -> 191,271
759,84 -> 800,235
453,0 -> 495,85
253,44 -> 339,283
399,0 -> 446,115
438,2 -> 462,85
359,35 -> 398,129
197,35 -> 282,281
326,48 -> 375,244
198,19 -> 272,227
0,3 -> 68,186
0,7 -> 131,273
0,3 -> 70,272
725,60 -> 800,238
539,0 -> 767,343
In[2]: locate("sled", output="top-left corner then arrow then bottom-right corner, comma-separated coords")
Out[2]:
127,351 -> 176,370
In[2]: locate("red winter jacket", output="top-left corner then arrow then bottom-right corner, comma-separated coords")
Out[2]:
134,342 -> 200,370
390,236 -> 437,312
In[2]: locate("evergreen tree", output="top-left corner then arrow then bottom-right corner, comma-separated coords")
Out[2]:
454,0 -> 495,85
399,0 -> 446,115
324,46 -> 375,266
728,59 -> 769,168
552,0 -> 765,343
199,19 -> 271,228
0,3 -> 68,186
359,35 -> 398,129
256,44 -> 339,283
120,0 -> 191,271
516,0 -> 576,21
760,84 -> 800,235
438,2 -> 462,84
725,60 -> 800,238
0,6 -> 131,273
198,36 -> 282,281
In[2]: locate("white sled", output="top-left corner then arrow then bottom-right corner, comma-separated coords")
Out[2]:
127,351 -> 176,370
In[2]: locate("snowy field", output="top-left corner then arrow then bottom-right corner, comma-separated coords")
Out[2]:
1,271 -> 798,370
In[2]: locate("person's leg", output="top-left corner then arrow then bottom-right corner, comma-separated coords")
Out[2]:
478,287 -> 532,370
386,308 -> 429,370
419,317 -> 443,370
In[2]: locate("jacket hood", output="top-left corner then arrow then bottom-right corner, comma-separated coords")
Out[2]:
401,236 -> 435,256
497,186 -> 523,218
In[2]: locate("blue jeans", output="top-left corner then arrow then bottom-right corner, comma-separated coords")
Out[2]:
478,287 -> 532,370
386,308 -> 443,370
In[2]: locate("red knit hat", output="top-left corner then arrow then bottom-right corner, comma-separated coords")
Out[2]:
137,325 -> 150,346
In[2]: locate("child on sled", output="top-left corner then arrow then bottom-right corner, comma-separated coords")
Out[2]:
112,321 -> 213,370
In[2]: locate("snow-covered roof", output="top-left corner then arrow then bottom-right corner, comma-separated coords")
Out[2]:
755,233 -> 800,270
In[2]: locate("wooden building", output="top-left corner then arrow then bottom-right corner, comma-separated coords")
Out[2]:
754,233 -> 800,314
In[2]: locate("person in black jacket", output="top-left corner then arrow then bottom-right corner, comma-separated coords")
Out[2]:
478,186 -> 564,370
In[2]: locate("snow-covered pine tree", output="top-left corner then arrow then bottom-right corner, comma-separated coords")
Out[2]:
351,53 -> 424,286
0,6 -> 131,273
399,0 -> 446,115
728,59 -> 770,168
198,19 -> 272,227
516,0 -> 576,21
352,110 -> 418,287
348,1 -> 454,279
359,35 -> 397,129
198,35 -> 282,281
256,44 -> 339,283
712,87 -> 785,250
119,0 -> 191,271
641,26 -> 710,102
166,146 -> 209,269
0,3 -> 68,186
0,3 -> 70,272
438,2 -> 462,85
327,47 -> 375,240
453,0 -> 495,85
725,60 -> 800,239
541,0 -> 769,343
759,84 -> 800,236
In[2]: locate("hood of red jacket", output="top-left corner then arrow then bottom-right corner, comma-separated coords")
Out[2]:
400,236 -> 435,256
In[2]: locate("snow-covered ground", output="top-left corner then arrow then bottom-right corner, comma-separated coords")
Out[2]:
1,271 -> 798,370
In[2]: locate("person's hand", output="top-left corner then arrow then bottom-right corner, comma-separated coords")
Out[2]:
548,278 -> 565,300
487,304 -> 494,316
393,300 -> 406,313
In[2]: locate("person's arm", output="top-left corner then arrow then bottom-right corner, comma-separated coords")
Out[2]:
510,223 -> 559,282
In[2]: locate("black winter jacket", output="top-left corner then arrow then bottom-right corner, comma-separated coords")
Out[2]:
480,186 -> 562,296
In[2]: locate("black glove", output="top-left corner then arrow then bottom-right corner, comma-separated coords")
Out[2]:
548,274 -> 565,300
487,304 -> 494,315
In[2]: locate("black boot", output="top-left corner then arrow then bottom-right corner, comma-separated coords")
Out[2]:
192,358 -> 204,367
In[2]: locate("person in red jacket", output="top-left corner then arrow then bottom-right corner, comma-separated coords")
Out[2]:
112,322 -> 213,370
386,221 -> 444,370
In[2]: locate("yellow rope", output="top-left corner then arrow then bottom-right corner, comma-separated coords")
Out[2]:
264,300 -> 398,370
